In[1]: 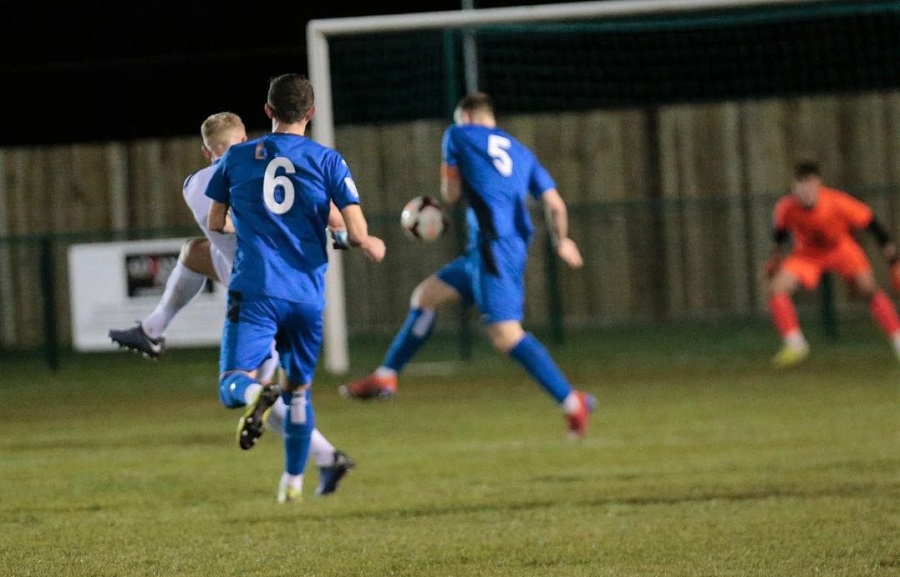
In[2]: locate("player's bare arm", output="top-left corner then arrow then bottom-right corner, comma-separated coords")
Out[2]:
221,212 -> 235,234
326,202 -> 353,249
867,216 -> 900,293
541,189 -> 583,269
327,201 -> 346,230
867,216 -> 898,262
341,204 -> 386,262
440,163 -> 462,206
762,228 -> 789,281
208,199 -> 229,233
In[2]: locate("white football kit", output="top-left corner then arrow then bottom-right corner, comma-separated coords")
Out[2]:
182,163 -> 236,285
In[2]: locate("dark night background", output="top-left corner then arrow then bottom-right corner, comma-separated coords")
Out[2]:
0,1 -> 598,147
1,1 -> 897,147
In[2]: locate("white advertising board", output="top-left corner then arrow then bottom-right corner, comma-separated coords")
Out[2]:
68,238 -> 227,352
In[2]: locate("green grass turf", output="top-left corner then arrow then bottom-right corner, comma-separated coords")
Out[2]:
2,318 -> 898,576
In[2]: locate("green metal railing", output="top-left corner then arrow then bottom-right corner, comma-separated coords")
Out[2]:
4,189 -> 897,369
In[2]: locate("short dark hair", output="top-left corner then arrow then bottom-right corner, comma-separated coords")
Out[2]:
457,92 -> 494,115
267,74 -> 315,124
793,160 -> 821,180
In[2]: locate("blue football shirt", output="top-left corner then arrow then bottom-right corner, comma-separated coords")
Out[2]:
441,124 -> 555,250
205,133 -> 360,304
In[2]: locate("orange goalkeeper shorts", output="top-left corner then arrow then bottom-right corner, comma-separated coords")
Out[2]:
781,240 -> 872,290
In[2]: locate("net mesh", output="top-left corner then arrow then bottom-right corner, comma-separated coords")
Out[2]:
320,0 -> 900,345
327,1 -> 900,125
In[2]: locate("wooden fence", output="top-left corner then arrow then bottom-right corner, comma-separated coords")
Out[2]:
1,90 -> 898,350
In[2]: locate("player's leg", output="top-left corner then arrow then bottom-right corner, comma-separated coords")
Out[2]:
275,299 -> 325,504
481,237 -> 595,438
487,320 -> 595,439
260,345 -> 287,431
381,277 -> 456,371
275,386 -> 314,504
768,256 -> 815,367
109,238 -> 213,358
869,289 -> 900,361
264,398 -> 355,497
340,258 -> 470,400
840,249 -> 900,361
141,238 -> 217,338
258,341 -> 281,385
218,291 -> 281,450
308,429 -> 356,496
261,357 -> 355,496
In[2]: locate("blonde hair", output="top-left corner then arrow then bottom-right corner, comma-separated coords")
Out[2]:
201,112 -> 245,151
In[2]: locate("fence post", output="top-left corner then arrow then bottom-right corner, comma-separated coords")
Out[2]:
40,235 -> 60,371
820,272 -> 837,339
544,230 -> 564,345
451,204 -> 472,361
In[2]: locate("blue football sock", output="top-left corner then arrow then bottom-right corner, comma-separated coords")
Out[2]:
508,333 -> 572,404
382,308 -> 436,372
284,389 -> 315,476
218,372 -> 257,409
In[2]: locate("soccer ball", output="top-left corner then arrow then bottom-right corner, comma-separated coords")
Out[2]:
400,195 -> 447,242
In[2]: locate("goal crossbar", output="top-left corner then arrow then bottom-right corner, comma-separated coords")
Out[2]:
309,0 -> 833,36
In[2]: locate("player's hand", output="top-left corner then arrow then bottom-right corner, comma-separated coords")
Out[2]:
361,235 -> 386,263
890,259 -> 900,295
557,238 -> 583,269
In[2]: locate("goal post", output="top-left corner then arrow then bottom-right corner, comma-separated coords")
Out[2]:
307,0 -> 868,374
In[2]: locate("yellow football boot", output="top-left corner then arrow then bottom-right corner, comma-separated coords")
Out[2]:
772,343 -> 810,368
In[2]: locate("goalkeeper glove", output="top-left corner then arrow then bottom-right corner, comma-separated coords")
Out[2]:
330,229 -> 350,250
763,252 -> 783,279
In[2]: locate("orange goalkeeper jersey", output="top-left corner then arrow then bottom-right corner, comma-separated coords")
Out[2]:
773,186 -> 872,255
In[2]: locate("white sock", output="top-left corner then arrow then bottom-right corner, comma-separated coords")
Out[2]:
141,261 -> 206,339
243,382 -> 262,406
278,472 -> 304,494
265,398 -> 287,433
263,405 -> 333,465
784,330 -> 807,349
562,392 -> 581,414
374,367 -> 397,378
282,472 -> 303,491
309,429 -> 337,467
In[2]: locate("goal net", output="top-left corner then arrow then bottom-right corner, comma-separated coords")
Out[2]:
307,0 -> 899,373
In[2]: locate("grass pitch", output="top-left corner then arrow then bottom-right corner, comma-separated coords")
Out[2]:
2,318 -> 898,576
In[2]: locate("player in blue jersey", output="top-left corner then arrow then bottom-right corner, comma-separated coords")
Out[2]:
205,75 -> 385,503
109,111 -> 355,496
341,92 -> 595,439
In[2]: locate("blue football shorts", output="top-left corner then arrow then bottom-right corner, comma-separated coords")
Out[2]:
219,291 -> 324,386
436,236 -> 527,325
